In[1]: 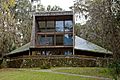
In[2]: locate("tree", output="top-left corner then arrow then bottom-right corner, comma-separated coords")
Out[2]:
0,0 -> 16,56
47,5 -> 63,11
13,0 -> 32,45
73,0 -> 120,60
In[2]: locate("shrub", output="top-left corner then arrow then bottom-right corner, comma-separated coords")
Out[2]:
40,61 -> 51,69
108,60 -> 120,80
0,59 -> 3,69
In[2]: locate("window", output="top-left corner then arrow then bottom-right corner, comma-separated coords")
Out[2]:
64,34 -> 73,45
47,21 -> 55,32
56,35 -> 63,45
38,35 -> 46,45
56,21 -> 64,32
38,21 -> 46,32
65,20 -> 73,32
46,35 -> 54,45
38,35 -> 54,46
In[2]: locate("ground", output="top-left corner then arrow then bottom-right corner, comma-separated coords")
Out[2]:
0,67 -> 112,80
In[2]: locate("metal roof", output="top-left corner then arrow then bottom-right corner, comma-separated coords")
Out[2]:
6,36 -> 112,56
75,36 -> 112,54
6,42 -> 30,56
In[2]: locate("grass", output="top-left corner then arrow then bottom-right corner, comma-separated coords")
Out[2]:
0,68 -> 95,80
53,67 -> 112,78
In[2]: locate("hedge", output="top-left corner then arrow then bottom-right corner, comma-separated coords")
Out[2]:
6,58 -> 112,68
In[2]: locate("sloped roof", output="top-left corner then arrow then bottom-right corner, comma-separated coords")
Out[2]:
6,36 -> 112,56
75,36 -> 112,54
6,42 -> 30,56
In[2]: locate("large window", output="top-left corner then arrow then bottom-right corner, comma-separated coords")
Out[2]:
64,34 -> 73,45
38,35 -> 54,45
56,21 -> 64,32
65,20 -> 73,32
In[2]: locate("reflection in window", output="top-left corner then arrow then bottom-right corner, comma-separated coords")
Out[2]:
46,35 -> 54,45
56,21 -> 64,32
64,34 -> 73,45
65,20 -> 72,32
56,35 -> 63,45
38,35 -> 54,45
38,35 -> 46,45
47,21 -> 55,32
38,21 -> 46,32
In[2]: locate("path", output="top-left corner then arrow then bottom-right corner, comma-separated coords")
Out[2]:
19,68 -> 112,80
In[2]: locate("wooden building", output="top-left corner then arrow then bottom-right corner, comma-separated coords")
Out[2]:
5,11 -> 112,58
30,11 -> 74,55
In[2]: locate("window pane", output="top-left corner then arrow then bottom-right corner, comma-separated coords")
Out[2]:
38,21 -> 46,32
65,20 -> 73,32
56,35 -> 63,45
38,35 -> 54,45
56,21 -> 64,32
46,35 -> 54,45
64,34 -> 73,45
38,35 -> 46,45
47,21 -> 55,32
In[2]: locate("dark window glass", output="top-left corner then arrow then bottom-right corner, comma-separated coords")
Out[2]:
65,20 -> 73,32
38,35 -> 46,45
64,34 -> 73,45
38,35 -> 54,45
56,35 -> 63,45
38,21 -> 46,32
46,35 -> 54,45
47,21 -> 55,32
56,21 -> 64,32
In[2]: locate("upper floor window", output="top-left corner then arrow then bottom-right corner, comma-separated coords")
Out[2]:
38,21 -> 46,32
56,21 -> 64,32
47,21 -> 55,32
65,20 -> 73,32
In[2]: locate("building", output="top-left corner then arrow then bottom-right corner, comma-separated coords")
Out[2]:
30,11 -> 74,55
5,11 -> 112,58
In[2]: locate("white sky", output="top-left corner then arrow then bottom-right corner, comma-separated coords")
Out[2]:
41,0 -> 74,10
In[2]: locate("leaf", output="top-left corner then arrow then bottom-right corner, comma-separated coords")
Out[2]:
9,0 -> 15,7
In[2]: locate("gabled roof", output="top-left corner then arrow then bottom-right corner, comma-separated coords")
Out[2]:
6,42 -> 30,56
75,36 -> 112,54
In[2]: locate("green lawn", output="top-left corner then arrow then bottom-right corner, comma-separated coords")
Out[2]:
53,67 -> 112,78
0,69 -> 95,80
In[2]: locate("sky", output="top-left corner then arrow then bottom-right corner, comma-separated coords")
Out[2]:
41,0 -> 74,10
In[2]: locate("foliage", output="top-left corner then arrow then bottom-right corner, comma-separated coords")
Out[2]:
13,0 -> 32,45
0,0 -> 16,54
6,58 -> 112,68
73,0 -> 120,60
47,5 -> 63,11
108,60 -> 120,80
0,59 -> 3,69
40,61 -> 51,69
73,0 -> 120,79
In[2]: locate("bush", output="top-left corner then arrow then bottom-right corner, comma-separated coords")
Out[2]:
108,60 -> 120,80
40,60 -> 51,69
0,59 -> 3,69
40,63 -> 51,69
